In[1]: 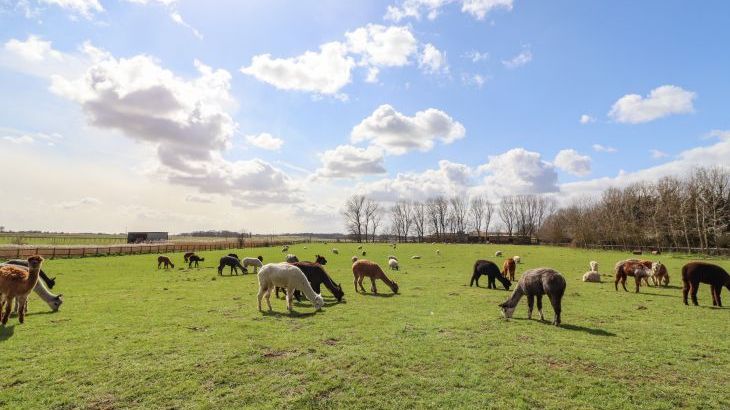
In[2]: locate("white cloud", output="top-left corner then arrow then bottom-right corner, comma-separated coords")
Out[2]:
245,133 -> 284,151
579,114 -> 595,124
356,159 -> 472,201
351,104 -> 466,155
707,129 -> 730,140
465,50 -> 489,63
50,44 -> 299,207
608,85 -> 696,124
315,145 -> 386,178
650,149 -> 669,159
502,49 -> 532,69
592,144 -> 617,153
461,0 -> 513,20
345,24 -> 418,68
478,148 -> 558,195
55,197 -> 102,209
170,11 -> 203,39
553,149 -> 591,176
39,0 -> 103,18
240,41 -> 354,96
4,35 -> 62,62
3,135 -> 36,144
462,73 -> 487,88
419,43 -> 448,74
385,0 -> 512,21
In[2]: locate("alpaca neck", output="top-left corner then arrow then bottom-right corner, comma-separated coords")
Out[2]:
380,274 -> 398,292
34,277 -> 59,302
504,286 -> 525,308
298,281 -> 320,303
321,273 -> 339,293
25,264 -> 42,294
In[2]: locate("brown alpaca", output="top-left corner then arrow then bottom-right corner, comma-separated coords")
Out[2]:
681,262 -> 730,306
157,256 -> 174,269
352,260 -> 399,294
502,258 -> 516,281
614,260 -> 652,293
0,255 -> 44,325
183,252 -> 195,263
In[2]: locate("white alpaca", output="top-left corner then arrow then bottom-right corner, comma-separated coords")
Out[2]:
589,261 -> 599,272
582,271 -> 601,282
257,263 -> 324,312
495,251 -> 502,257
513,256 -> 520,264
387,255 -> 398,261
332,248 -> 339,254
388,258 -> 399,271
242,257 -> 263,273
411,255 -> 421,259
285,254 -> 298,263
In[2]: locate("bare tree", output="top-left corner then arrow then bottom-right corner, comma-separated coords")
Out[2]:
412,201 -> 426,242
469,196 -> 486,242
450,196 -> 468,235
342,195 -> 366,242
363,199 -> 380,243
499,196 -> 517,237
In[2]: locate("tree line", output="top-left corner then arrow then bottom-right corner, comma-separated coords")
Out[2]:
539,167 -> 730,251
342,193 -> 556,243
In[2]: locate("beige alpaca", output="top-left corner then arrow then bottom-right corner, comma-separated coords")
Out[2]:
0,255 -> 44,325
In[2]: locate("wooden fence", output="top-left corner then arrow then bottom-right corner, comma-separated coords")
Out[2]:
0,239 -> 305,260
546,242 -> 730,257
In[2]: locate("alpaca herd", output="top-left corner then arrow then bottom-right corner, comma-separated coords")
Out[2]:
0,245 -> 726,328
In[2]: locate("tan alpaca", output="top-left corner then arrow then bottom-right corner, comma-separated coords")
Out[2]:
0,255 -> 44,325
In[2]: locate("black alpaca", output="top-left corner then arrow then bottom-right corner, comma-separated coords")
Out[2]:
6,259 -> 56,289
682,262 -> 730,306
275,261 -> 344,301
188,255 -> 204,268
470,260 -> 511,290
217,256 -> 247,275
315,255 -> 327,265
227,253 -> 239,259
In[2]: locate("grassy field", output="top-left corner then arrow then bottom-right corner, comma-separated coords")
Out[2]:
1,244 -> 729,409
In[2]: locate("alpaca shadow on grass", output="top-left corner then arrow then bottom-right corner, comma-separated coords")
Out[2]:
696,305 -> 730,310
358,291 -> 397,298
24,310 -> 58,317
512,318 -> 616,337
261,309 -> 319,318
636,291 -> 677,298
293,299 -> 341,308
0,325 -> 15,341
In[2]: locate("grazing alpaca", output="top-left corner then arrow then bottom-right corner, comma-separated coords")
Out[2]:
471,260 -> 511,290
281,245 -> 289,253
495,251 -> 502,257
499,268 -> 566,326
218,256 -> 248,275
157,256 -> 174,269
5,259 -> 56,289
411,255 -> 421,259
387,255 -> 398,261
502,258 -> 516,281
0,255 -> 44,325
362,251 -> 367,256
242,256 -> 264,273
184,252 -> 195,263
513,256 -> 521,264
614,259 -> 652,292
388,258 -> 399,271
357,245 -> 363,250
227,253 -> 239,259
351,256 -> 358,263
651,262 -> 669,286
582,271 -> 601,282
290,262 -> 344,302
681,262 -> 730,306
1,261 -> 63,312
276,256 -> 329,297
257,263 -> 324,312
188,255 -> 204,268
286,254 -> 299,263
332,248 -> 339,255
315,255 -> 328,265
352,260 -> 399,294
589,261 -> 599,272
392,243 -> 397,249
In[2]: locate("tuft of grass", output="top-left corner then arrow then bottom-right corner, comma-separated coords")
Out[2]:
1,244 -> 729,409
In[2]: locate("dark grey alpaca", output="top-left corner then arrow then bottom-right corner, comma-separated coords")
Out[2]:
499,268 -> 566,326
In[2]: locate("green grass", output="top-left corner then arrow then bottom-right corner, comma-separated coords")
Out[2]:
1,244 -> 729,409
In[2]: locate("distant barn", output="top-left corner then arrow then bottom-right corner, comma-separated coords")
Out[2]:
127,232 -> 168,243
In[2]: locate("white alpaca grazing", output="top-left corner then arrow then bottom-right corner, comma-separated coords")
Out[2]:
388,258 -> 399,271
257,263 -> 324,312
332,248 -> 339,254
589,261 -> 599,272
582,271 -> 601,282
242,257 -> 263,273
495,251 -> 502,257
513,256 -> 520,264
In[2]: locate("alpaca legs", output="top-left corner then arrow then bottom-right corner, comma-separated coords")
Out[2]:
526,295 -> 534,319
682,282 -> 689,305
17,296 -> 27,324
286,288 -> 294,312
264,288 -> 273,311
549,295 -> 561,326
470,273 -> 478,287
353,277 -> 359,293
357,276 -> 367,293
1,296 -> 11,325
536,295 -> 544,321
716,288 -> 722,307
634,277 -> 641,293
690,282 -> 699,306
257,286 -> 265,311
370,277 -> 378,294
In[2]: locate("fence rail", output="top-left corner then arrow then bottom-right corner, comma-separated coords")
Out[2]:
0,239 -> 305,260
546,242 -> 730,256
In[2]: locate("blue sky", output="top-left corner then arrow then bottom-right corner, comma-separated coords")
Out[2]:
1,0 -> 729,233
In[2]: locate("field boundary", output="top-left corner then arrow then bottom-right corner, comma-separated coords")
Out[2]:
0,239 -> 304,260
546,242 -> 730,256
